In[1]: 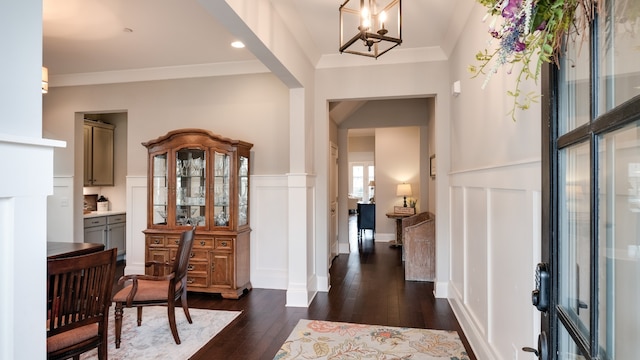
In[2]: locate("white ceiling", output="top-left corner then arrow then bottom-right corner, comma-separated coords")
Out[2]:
43,0 -> 465,76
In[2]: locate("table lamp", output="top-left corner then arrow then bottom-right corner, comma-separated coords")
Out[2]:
396,183 -> 412,207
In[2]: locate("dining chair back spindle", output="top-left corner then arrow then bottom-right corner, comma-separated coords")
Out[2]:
47,248 -> 117,360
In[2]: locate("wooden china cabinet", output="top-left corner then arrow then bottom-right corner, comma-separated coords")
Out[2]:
142,129 -> 253,299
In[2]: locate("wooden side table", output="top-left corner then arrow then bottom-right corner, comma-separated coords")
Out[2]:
385,212 -> 413,248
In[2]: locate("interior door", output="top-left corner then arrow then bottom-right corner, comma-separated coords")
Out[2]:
538,2 -> 640,358
330,142 -> 339,263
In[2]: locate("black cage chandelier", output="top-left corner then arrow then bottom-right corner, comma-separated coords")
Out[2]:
339,0 -> 402,59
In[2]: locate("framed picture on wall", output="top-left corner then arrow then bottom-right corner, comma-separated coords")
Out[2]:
430,154 -> 436,178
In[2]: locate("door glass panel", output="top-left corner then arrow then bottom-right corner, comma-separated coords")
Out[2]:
597,120 -> 640,360
559,141 -> 591,340
214,151 -> 230,227
558,4 -> 591,136
152,153 -> 168,225
176,148 -> 206,227
238,155 -> 249,226
558,325 -> 587,360
597,0 -> 640,116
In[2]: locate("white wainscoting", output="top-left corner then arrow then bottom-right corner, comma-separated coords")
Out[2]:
48,176 -> 74,242
250,175 -> 289,289
448,160 -> 541,360
125,176 -> 148,275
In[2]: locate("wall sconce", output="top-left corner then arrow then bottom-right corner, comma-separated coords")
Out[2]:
42,66 -> 48,94
396,183 -> 412,207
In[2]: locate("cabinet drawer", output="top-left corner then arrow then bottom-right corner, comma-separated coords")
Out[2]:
189,249 -> 208,262
166,236 -> 181,248
187,262 -> 208,273
170,249 -> 208,262
84,216 -> 106,227
193,237 -> 214,249
186,275 -> 208,288
107,214 -> 126,224
147,235 -> 165,247
215,237 -> 234,250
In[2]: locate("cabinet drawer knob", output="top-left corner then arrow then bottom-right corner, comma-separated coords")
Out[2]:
186,278 -> 193,284
221,241 -> 228,247
190,252 -> 195,258
200,240 -> 206,246
211,262 -> 215,271
187,265 -> 194,271
174,240 -> 180,245
154,239 -> 160,244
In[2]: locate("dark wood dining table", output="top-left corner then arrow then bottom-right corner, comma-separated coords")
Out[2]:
47,242 -> 105,259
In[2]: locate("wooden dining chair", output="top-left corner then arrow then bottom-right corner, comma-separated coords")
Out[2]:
47,248 -> 117,360
112,227 -> 195,348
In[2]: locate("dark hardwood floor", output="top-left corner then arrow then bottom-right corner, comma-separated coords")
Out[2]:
114,216 -> 476,359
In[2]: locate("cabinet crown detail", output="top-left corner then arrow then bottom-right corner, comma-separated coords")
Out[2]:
142,128 -> 253,299
142,128 -> 253,150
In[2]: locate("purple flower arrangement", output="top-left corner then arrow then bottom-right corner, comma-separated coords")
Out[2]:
470,0 -> 595,119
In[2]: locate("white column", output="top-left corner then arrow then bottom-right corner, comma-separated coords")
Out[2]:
286,88 -> 316,307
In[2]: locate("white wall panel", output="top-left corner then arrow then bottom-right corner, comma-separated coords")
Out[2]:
125,176 -> 148,275
465,187 -> 488,336
251,175 -> 289,289
47,176 -> 74,242
488,188 -> 534,357
450,186 -> 465,297
448,161 -> 540,360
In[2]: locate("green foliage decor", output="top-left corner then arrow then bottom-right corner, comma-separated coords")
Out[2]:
470,0 -> 596,120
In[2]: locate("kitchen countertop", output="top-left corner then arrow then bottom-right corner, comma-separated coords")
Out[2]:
83,210 -> 126,218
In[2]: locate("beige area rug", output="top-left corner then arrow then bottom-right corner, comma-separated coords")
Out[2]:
274,319 -> 470,360
80,306 -> 241,360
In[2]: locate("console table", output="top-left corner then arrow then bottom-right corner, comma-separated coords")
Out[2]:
385,212 -> 413,248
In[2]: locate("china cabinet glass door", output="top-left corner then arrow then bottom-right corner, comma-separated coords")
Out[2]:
152,153 -> 168,225
176,148 -> 206,227
238,155 -> 249,226
213,151 -> 230,227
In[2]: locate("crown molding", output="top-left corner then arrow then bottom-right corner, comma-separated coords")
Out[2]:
50,60 -> 269,87
315,46 -> 448,69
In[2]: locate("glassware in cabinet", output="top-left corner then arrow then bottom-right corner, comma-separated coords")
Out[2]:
213,151 -> 230,227
176,148 -> 206,227
238,155 -> 249,226
152,153 -> 168,225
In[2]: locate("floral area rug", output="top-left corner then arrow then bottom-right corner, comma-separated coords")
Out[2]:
80,306 -> 241,360
274,319 -> 470,360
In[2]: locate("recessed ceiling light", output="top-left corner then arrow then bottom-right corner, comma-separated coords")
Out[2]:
231,41 -> 245,49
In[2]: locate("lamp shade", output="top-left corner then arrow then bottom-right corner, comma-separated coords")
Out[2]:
368,180 -> 375,187
396,183 -> 412,197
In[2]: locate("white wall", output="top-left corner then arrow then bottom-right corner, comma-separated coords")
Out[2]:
447,3 -> 542,359
374,127 -> 421,238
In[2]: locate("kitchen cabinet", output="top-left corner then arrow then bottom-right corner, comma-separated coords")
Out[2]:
84,120 -> 114,186
84,213 -> 126,260
142,128 -> 252,299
